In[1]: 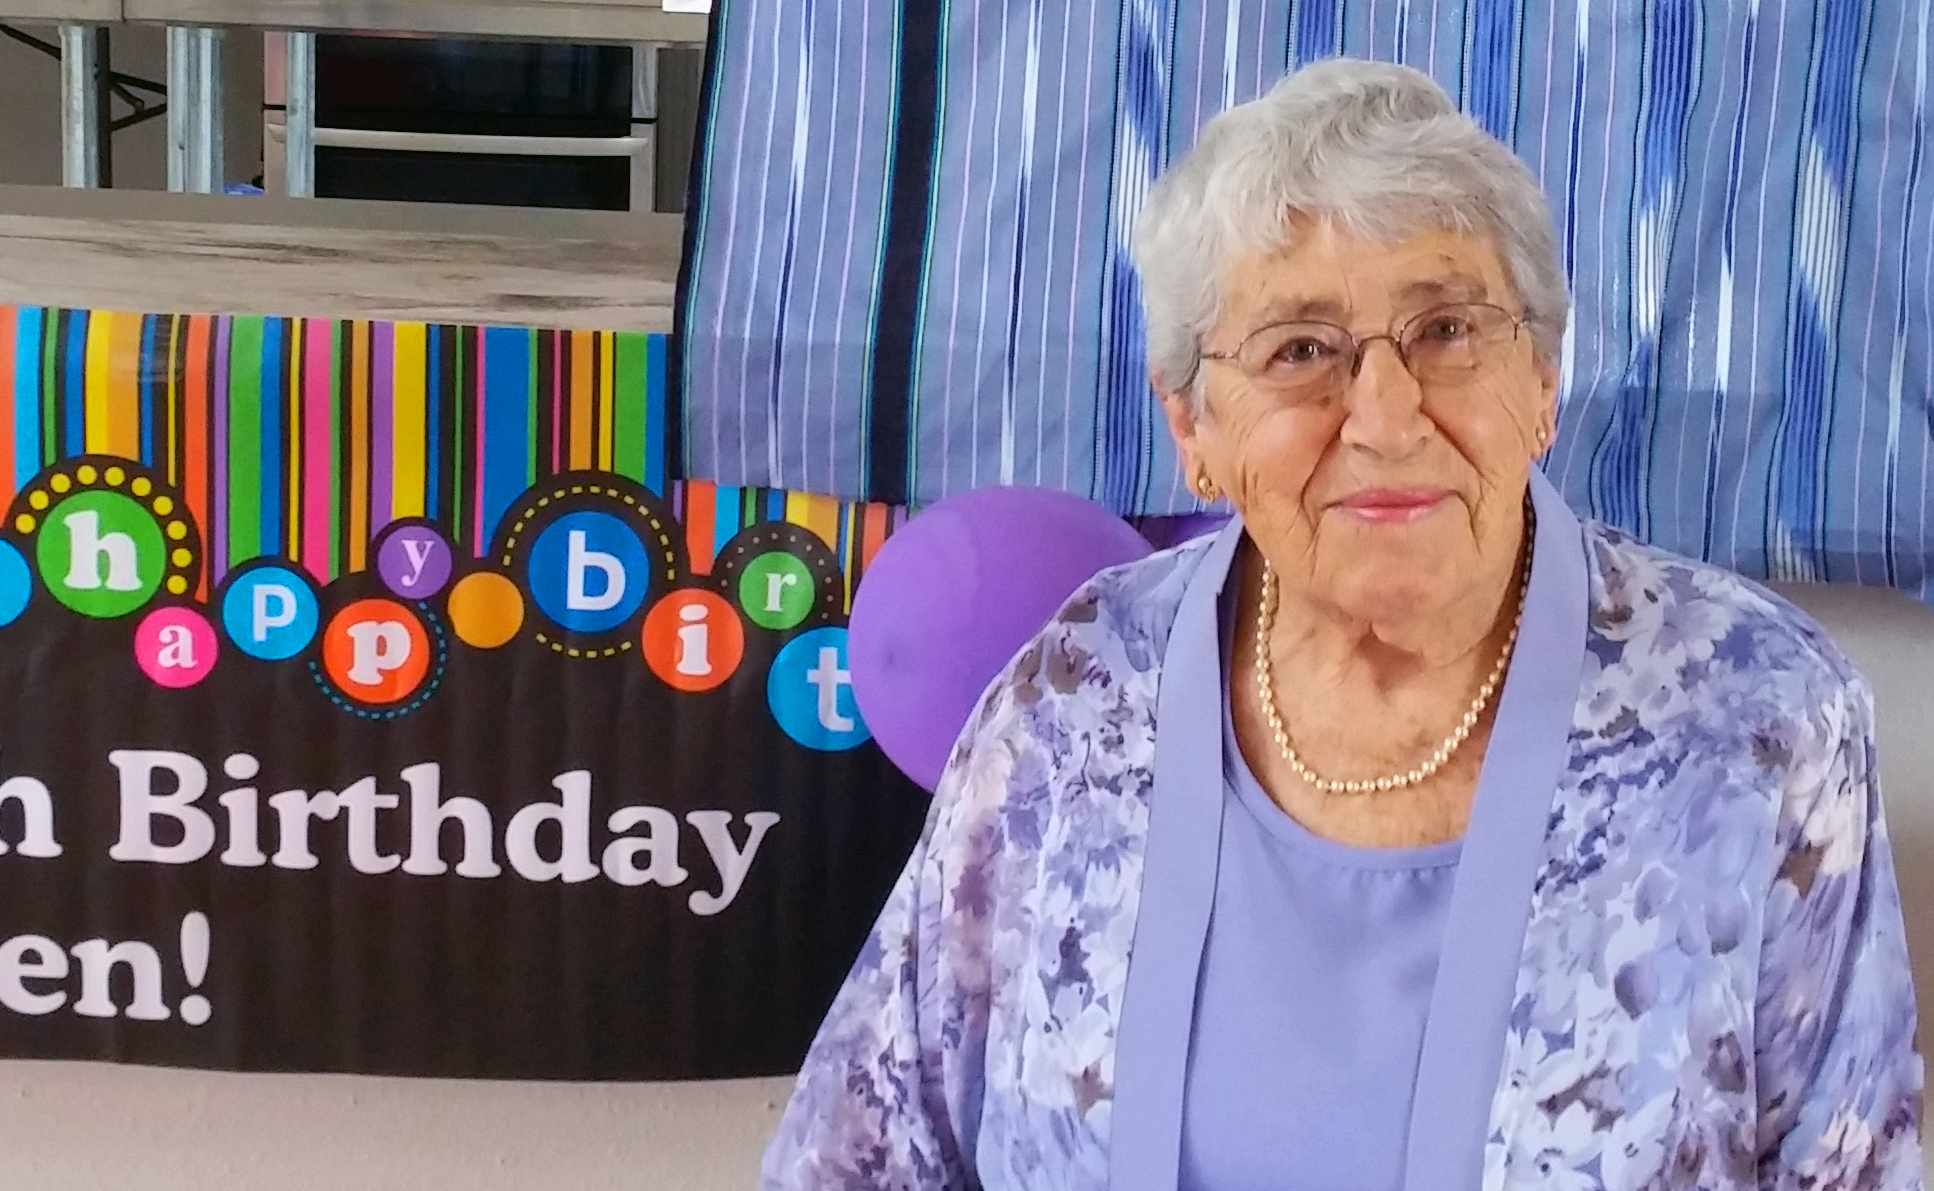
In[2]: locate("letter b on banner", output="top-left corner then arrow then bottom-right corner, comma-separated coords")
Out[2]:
527,511 -> 652,634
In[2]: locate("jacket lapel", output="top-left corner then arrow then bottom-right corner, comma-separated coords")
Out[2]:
1402,469 -> 1590,1191
1107,519 -> 1242,1191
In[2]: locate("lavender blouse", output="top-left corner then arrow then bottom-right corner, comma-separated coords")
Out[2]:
1176,614 -> 1460,1190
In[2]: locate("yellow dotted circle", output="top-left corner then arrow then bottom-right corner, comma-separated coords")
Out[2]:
19,464 -> 200,603
490,482 -> 679,655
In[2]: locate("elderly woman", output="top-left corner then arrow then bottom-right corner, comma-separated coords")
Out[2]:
763,58 -> 1922,1190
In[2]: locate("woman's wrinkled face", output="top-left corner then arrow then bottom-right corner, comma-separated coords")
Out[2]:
1163,219 -> 1557,624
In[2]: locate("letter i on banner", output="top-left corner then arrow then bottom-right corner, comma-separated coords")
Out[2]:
643,591 -> 743,692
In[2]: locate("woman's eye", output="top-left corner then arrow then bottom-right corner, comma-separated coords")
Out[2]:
1273,338 -> 1334,366
1418,317 -> 1471,342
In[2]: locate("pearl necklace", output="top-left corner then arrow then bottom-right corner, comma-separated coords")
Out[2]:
1252,559 -> 1529,795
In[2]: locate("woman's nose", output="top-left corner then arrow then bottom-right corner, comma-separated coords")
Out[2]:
1339,340 -> 1430,457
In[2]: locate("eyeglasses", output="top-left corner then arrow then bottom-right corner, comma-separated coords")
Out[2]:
1198,302 -> 1529,401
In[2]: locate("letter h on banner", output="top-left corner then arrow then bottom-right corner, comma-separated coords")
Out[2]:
62,510 -> 141,592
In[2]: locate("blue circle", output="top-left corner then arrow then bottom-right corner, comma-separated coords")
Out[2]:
767,627 -> 871,751
0,541 -> 31,627
527,511 -> 652,633
221,566 -> 319,660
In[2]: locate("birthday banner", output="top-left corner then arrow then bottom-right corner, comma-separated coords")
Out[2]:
0,307 -> 929,1079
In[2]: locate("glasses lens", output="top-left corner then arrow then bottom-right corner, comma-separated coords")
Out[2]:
1400,304 -> 1516,381
1237,322 -> 1354,395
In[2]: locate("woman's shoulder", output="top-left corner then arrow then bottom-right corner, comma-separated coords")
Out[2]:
936,536 -> 1217,812
988,533 -> 1218,705
1579,517 -> 1868,708
1070,533 -> 1221,643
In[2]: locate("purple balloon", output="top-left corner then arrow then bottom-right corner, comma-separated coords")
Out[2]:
848,486 -> 1153,791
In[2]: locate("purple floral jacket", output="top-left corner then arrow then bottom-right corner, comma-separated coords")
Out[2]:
765,476 -> 1922,1190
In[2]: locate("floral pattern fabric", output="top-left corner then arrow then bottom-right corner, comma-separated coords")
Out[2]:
763,520 -> 1924,1190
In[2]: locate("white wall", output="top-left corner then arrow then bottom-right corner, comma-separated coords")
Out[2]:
1776,583 -> 1934,1017
0,1061 -> 791,1187
1,580 -> 1930,1187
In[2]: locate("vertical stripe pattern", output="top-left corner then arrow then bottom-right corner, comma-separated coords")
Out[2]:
678,0 -> 1934,602
0,310 -> 682,586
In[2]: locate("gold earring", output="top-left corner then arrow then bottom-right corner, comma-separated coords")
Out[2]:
1195,474 -> 1219,501
1535,427 -> 1550,450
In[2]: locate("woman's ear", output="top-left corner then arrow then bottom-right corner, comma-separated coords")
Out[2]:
1534,356 -> 1560,446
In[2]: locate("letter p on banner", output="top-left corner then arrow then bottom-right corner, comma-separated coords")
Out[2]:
322,599 -> 431,705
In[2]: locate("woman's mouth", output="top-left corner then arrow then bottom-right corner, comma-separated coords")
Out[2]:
1334,488 -> 1449,524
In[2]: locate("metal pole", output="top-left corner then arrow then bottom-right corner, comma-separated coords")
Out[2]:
166,27 -> 190,191
167,27 -> 226,193
59,26 -> 99,188
630,44 -> 659,212
93,27 -> 112,187
198,28 -> 225,190
284,31 -> 315,197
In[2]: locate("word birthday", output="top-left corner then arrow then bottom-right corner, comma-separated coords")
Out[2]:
1,752 -> 779,916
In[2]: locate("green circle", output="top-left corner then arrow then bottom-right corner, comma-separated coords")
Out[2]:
35,490 -> 165,618
738,551 -> 816,630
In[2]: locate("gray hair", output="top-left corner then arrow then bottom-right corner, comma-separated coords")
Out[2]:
1132,58 -> 1569,400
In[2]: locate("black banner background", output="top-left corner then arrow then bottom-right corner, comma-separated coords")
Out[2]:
0,506 -> 928,1080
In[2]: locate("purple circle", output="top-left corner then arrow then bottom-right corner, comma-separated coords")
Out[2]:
847,486 -> 1152,791
377,526 -> 453,598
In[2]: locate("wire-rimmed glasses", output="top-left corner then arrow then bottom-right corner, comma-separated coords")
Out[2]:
1198,302 -> 1529,401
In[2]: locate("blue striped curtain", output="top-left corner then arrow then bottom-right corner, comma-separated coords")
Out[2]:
676,0 -> 1934,596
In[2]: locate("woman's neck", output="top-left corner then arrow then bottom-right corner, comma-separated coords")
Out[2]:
1245,531 -> 1529,697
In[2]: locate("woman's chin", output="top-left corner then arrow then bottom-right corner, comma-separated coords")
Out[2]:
1324,559 -> 1464,625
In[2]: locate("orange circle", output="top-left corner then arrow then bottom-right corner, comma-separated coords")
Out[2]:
642,590 -> 744,692
321,598 -> 431,704
447,571 -> 524,649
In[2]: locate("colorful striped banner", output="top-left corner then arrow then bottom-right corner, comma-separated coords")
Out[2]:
0,306 -> 899,602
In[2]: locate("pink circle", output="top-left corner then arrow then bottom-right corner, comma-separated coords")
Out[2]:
135,606 -> 219,688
